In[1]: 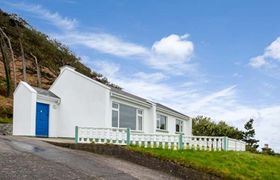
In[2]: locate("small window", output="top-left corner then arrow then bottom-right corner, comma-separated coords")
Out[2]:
176,119 -> 183,133
157,114 -> 167,130
137,109 -> 143,115
112,102 -> 119,109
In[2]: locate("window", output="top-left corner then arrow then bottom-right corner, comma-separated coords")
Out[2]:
157,114 -> 167,130
176,119 -> 183,133
112,102 -> 143,131
112,103 -> 119,127
119,104 -> 136,130
137,110 -> 143,131
112,102 -> 119,109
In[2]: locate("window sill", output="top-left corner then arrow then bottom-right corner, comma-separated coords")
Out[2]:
175,132 -> 184,135
131,130 -> 144,133
156,129 -> 169,133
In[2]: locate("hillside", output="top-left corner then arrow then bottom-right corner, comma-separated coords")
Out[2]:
0,9 -> 117,119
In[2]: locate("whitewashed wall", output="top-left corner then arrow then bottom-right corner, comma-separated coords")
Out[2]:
49,67 -> 111,138
13,82 -> 37,136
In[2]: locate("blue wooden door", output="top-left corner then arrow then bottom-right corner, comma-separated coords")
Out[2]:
36,102 -> 49,137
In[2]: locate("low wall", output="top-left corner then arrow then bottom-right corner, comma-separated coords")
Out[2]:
48,142 -> 221,180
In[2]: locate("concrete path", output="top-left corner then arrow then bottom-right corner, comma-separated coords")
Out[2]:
0,136 -> 179,180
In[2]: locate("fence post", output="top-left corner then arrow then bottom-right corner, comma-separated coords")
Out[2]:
75,126 -> 78,144
223,136 -> 228,151
179,134 -> 183,150
126,128 -> 131,145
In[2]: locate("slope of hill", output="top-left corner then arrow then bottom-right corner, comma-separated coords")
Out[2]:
0,9 -> 117,119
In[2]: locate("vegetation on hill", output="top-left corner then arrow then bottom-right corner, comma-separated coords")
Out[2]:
129,146 -> 280,179
192,116 -> 265,153
243,119 -> 259,152
192,116 -> 244,140
0,9 -> 118,118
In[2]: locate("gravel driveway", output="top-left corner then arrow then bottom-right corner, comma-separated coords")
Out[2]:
0,136 -> 179,180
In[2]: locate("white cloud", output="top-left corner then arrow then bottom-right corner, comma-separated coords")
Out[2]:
7,2 -> 77,30
249,56 -> 267,68
133,72 -> 167,83
54,33 -> 195,74
50,28 -> 195,74
188,85 -> 236,112
151,34 -> 193,61
148,34 -> 195,74
55,32 -> 149,57
92,61 -> 120,78
264,37 -> 280,60
250,37 -> 280,68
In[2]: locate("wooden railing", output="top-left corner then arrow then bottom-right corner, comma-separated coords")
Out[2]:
75,126 -> 246,151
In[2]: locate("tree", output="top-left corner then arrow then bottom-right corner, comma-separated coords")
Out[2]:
0,33 -> 11,96
192,116 -> 243,139
30,52 -> 41,88
0,27 -> 17,89
243,119 -> 259,152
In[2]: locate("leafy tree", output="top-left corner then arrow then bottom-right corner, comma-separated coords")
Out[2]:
243,119 -> 259,152
192,116 -> 243,139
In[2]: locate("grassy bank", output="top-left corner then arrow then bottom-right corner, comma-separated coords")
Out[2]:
128,146 -> 280,179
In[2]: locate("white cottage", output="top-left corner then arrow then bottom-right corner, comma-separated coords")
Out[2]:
13,65 -> 192,138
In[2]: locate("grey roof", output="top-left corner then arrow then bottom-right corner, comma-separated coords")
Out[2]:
111,87 -> 150,104
111,87 -> 189,118
156,103 -> 189,118
32,87 -> 60,99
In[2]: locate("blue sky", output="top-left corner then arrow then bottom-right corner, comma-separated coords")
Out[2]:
1,0 -> 280,152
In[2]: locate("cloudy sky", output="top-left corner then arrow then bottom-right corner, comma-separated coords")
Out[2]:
1,0 -> 280,152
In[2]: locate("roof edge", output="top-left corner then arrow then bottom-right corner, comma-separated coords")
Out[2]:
14,81 -> 37,95
50,66 -> 111,91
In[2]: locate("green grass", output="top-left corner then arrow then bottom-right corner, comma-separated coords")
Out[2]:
128,146 -> 280,179
0,117 -> 13,124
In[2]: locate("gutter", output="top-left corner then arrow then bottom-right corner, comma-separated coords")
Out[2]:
111,92 -> 152,108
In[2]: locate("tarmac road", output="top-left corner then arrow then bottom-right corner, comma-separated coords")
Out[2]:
0,135 -> 179,180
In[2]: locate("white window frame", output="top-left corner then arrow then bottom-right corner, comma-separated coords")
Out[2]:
176,119 -> 184,133
112,102 -> 143,131
112,102 -> 119,127
136,109 -> 143,131
156,114 -> 168,130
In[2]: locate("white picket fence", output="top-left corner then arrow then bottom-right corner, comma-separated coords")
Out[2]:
75,126 -> 246,151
